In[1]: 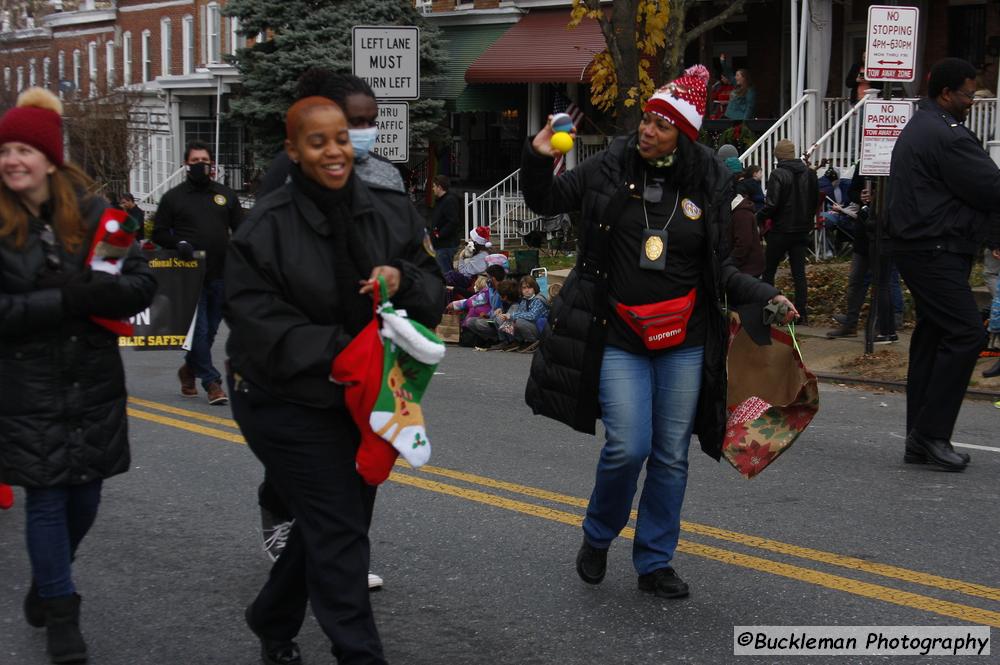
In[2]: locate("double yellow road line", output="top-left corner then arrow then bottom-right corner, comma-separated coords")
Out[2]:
127,396 -> 1000,627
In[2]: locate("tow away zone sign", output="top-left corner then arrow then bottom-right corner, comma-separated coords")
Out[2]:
865,5 -> 919,82
859,100 -> 913,176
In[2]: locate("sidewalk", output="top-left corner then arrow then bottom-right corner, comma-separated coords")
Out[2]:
793,322 -> 1000,400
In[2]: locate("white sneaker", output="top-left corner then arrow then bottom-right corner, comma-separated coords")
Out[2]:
367,571 -> 384,590
261,509 -> 294,563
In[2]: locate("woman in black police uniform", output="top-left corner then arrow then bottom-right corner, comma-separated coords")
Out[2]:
522,67 -> 796,599
225,96 -> 443,664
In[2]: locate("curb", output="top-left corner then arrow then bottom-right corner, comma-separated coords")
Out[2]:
814,372 -> 1000,402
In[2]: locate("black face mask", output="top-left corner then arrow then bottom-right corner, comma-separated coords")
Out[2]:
187,162 -> 211,185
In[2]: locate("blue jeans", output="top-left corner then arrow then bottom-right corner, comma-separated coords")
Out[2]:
25,480 -> 103,598
435,246 -> 457,278
185,278 -> 224,389
583,345 -> 704,575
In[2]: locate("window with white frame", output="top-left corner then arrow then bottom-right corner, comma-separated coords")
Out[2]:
206,3 -> 221,64
106,42 -> 115,88
72,50 -> 81,93
161,18 -> 172,76
141,30 -> 151,82
123,31 -> 132,84
228,16 -> 240,55
42,57 -> 50,88
4,68 -> 11,92
414,0 -> 432,13
182,15 -> 194,74
28,59 -> 36,87
88,41 -> 97,81
16,67 -> 23,92
57,51 -> 65,96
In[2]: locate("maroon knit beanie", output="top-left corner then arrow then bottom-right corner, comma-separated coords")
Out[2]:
0,88 -> 64,166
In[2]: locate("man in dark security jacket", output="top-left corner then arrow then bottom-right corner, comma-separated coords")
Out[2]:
758,139 -> 819,324
152,141 -> 242,405
887,58 -> 1000,472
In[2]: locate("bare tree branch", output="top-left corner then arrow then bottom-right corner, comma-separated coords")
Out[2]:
683,0 -> 746,47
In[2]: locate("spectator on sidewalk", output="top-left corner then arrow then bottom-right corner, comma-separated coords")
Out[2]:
0,88 -> 156,663
498,275 -> 549,352
759,139 -> 819,325
118,192 -> 145,241
466,278 -> 519,350
729,187 -> 764,278
430,174 -> 462,276
717,144 -> 743,174
818,167 -> 858,258
447,264 -> 506,346
444,226 -> 491,294
736,164 -> 765,213
887,57 -> 1000,471
825,175 -> 897,343
153,140 -> 242,406
845,51 -> 883,103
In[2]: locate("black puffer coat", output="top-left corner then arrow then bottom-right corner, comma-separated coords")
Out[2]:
522,135 -> 779,459
0,196 -> 157,487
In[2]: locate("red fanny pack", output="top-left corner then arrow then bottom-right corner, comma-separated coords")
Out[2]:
614,288 -> 697,350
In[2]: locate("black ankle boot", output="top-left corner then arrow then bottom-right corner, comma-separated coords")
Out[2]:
983,359 -> 1000,378
44,594 -> 87,664
24,580 -> 45,627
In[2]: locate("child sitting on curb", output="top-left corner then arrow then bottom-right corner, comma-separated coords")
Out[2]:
494,275 -> 550,352
446,265 -> 507,347
466,279 -> 519,350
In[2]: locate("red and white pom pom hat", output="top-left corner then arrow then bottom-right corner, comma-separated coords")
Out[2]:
470,225 -> 492,247
643,64 -> 711,143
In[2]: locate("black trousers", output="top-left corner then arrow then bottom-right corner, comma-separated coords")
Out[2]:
230,379 -> 386,665
844,251 -> 895,335
894,250 -> 984,440
762,231 -> 811,322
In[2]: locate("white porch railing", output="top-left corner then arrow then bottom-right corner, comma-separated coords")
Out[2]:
463,169 -> 542,251
740,89 -> 819,181
806,90 -> 878,174
134,165 -> 186,214
968,97 -> 998,146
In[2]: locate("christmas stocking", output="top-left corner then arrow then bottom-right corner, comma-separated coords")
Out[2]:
86,208 -> 140,335
369,299 -> 445,468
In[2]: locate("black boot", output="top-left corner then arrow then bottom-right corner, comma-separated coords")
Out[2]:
44,594 -> 87,664
982,359 -> 1000,378
24,580 -> 45,627
904,431 -> 968,471
575,538 -> 608,584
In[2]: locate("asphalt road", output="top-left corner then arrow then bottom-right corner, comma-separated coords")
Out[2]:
2,335 -> 998,665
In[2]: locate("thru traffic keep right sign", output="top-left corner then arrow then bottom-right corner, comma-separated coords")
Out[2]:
865,5 -> 919,82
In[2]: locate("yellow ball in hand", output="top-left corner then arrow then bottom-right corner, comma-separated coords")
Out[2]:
550,131 -> 574,153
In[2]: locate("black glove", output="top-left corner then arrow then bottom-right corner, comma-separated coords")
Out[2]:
62,271 -> 121,317
36,268 -> 77,290
176,241 -> 194,260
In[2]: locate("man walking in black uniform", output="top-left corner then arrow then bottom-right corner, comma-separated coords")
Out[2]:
153,141 -> 242,405
888,58 -> 1000,471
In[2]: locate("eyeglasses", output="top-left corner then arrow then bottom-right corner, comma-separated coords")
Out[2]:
39,223 -> 61,271
952,88 -> 977,102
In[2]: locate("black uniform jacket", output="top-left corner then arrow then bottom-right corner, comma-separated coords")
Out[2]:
224,178 -> 445,410
888,99 -> 1000,254
0,196 -> 157,487
152,179 -> 242,281
521,135 -> 779,459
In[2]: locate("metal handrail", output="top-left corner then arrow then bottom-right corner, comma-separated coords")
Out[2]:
740,90 -> 817,182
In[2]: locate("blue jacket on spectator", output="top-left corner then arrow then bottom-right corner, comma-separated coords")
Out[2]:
508,294 -> 549,322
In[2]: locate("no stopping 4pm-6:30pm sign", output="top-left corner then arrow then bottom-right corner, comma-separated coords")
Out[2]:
859,100 -> 913,177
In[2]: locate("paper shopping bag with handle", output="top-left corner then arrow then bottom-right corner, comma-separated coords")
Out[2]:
722,318 -> 818,479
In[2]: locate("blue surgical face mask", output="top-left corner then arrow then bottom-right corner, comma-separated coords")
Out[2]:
348,127 -> 379,158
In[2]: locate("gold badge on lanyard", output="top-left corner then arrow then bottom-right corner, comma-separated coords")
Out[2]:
645,234 -> 664,261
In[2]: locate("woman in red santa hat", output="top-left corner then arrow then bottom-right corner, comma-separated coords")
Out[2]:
0,87 -> 155,663
443,224 -> 492,295
521,65 -> 797,599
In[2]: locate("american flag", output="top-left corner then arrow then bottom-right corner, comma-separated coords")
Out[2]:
552,92 -> 584,176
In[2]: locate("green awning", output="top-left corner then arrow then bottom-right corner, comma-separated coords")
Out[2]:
454,83 -> 522,113
425,24 -> 512,102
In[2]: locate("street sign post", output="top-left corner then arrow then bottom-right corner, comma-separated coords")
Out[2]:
865,5 -> 919,82
859,100 -> 913,177
373,102 -> 409,163
352,26 -> 420,100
